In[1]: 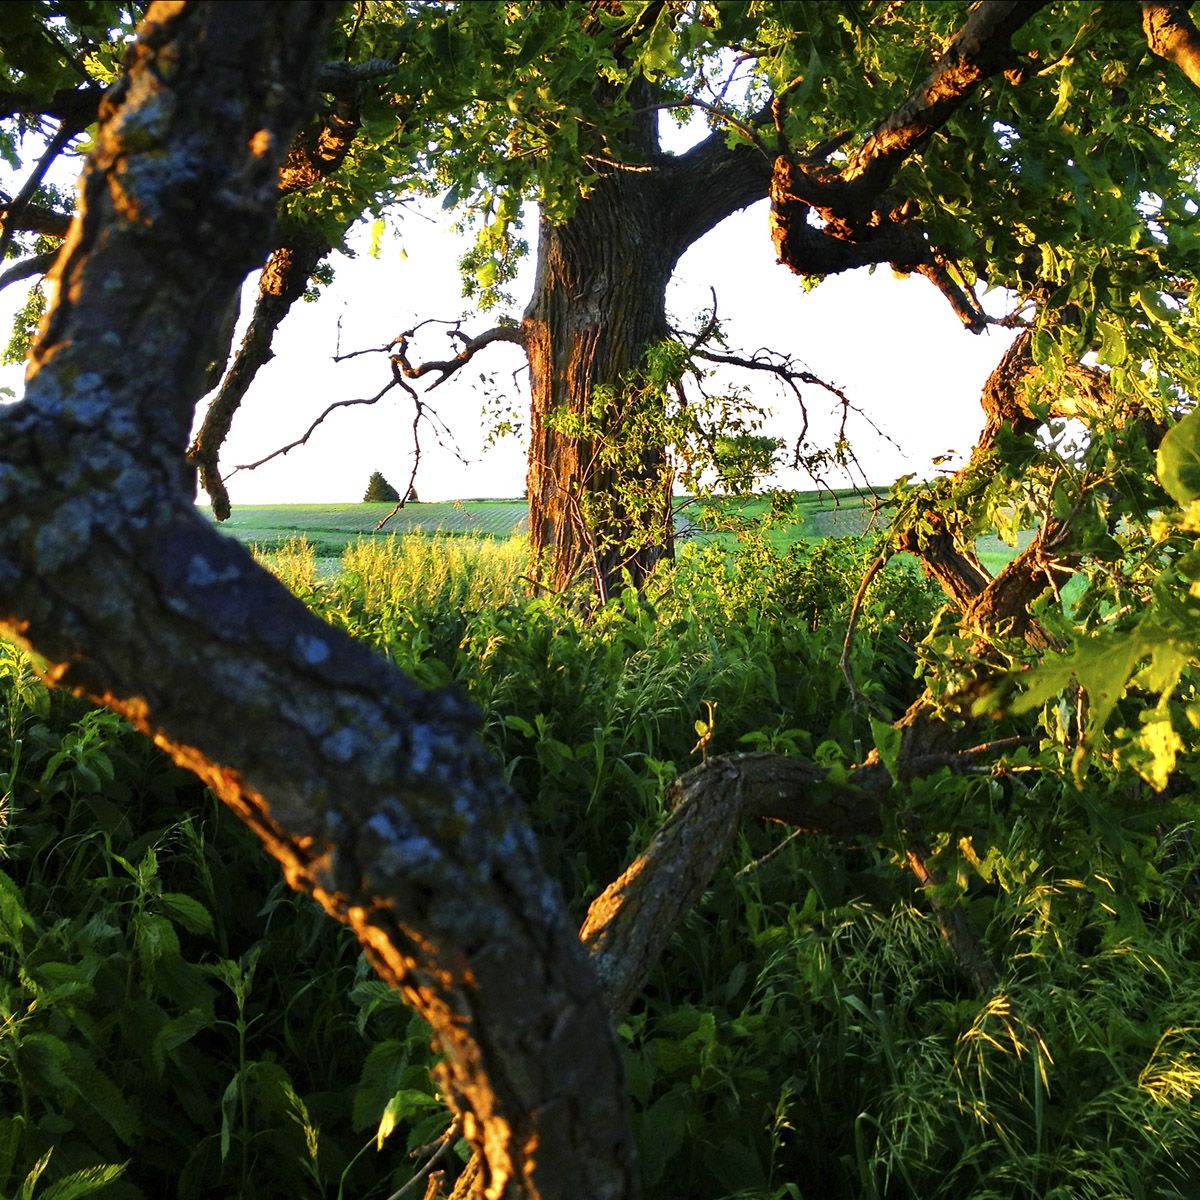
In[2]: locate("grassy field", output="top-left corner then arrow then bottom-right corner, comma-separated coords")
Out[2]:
204,490 -> 1031,578
204,490 -> 884,550
203,499 -> 530,558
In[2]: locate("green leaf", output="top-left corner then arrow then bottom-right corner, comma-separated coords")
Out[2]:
220,1070 -> 246,1162
0,870 -> 36,943
1128,714 -> 1183,792
151,1009 -> 213,1076
869,717 -> 901,783
1096,318 -> 1127,366
1157,407 -> 1200,505
640,10 -> 677,79
159,892 -> 214,936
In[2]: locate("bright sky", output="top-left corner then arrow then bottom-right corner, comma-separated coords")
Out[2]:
2,183 -> 1018,506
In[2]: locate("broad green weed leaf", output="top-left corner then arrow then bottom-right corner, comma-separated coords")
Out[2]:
1071,634 -> 1145,735
159,892 -> 214,936
0,1115 -> 23,1184
152,1010 -> 213,1076
869,718 -> 901,783
640,11 -> 677,79
219,1071 -> 242,1162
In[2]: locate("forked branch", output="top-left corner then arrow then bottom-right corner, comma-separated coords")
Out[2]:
389,320 -> 527,391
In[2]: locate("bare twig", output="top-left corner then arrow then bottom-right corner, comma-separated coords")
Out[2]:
225,374 -> 405,480
385,1116 -> 463,1200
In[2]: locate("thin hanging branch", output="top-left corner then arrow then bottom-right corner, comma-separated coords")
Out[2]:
224,372 -> 406,479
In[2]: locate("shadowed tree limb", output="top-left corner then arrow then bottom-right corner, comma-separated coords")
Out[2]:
189,231 -> 332,518
0,121 -> 76,263
0,250 -> 57,293
0,6 -> 637,1198
190,89 -> 380,517
0,200 -> 73,239
0,83 -> 104,125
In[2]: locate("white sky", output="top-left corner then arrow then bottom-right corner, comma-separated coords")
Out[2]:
2,185 -> 1019,506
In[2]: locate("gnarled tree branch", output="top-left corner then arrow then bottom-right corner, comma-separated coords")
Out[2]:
391,320 -> 528,391
0,7 -> 636,1199
769,2 -> 1047,330
190,92 -> 376,517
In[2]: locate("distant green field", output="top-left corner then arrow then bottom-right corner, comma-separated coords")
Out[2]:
203,500 -> 529,557
204,491 -> 1030,576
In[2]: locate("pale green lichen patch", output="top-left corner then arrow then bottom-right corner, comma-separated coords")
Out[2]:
185,551 -> 244,588
33,502 -> 94,572
293,632 -> 330,665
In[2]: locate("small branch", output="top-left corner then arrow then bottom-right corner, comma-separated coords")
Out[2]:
633,97 -> 775,160
840,553 -> 887,715
0,122 -> 76,263
386,1116 -> 463,1200
225,373 -> 405,480
0,249 -> 57,292
911,258 -> 987,334
392,323 -> 526,392
0,82 -> 103,124
316,56 -> 399,95
904,839 -> 998,995
190,233 -> 331,518
0,201 -> 72,239
374,391 -> 425,531
691,344 -> 843,403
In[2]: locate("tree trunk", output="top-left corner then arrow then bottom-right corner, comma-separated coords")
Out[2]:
523,176 -> 676,599
521,72 -> 773,599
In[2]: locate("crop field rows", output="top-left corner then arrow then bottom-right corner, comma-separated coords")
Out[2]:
204,492 -> 1027,579
205,490 -> 884,549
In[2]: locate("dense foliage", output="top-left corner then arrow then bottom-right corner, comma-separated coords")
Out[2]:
4,525 -> 1200,1199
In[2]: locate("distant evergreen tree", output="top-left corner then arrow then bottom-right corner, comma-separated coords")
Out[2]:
405,484 -> 419,503
363,471 -> 400,502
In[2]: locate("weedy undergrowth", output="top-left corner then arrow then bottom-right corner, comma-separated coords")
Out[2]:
3,531 -> 1200,1198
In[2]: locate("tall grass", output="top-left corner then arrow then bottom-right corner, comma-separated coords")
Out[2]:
5,530 -> 1200,1198
251,534 -> 321,592
338,532 -> 528,613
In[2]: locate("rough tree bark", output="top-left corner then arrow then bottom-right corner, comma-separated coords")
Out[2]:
523,174 -> 677,598
0,6 -> 636,1199
524,105 -> 772,596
